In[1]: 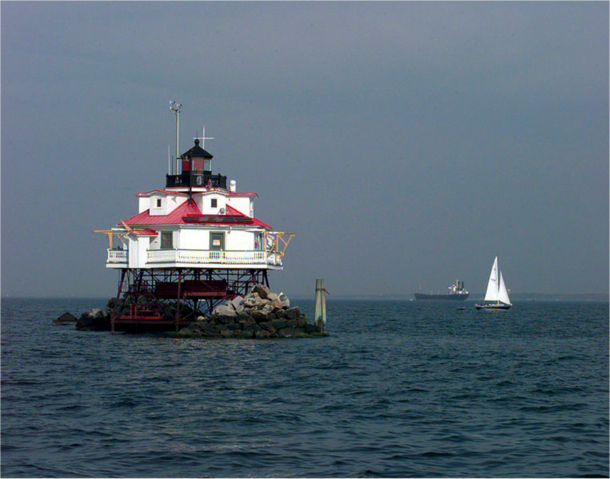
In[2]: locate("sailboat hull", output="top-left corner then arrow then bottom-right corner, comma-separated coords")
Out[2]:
475,303 -> 511,310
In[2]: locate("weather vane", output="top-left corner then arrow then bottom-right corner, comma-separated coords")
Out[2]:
194,125 -> 214,150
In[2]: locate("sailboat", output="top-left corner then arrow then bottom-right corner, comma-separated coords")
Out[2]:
475,257 -> 512,310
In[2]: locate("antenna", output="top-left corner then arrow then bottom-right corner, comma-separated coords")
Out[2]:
169,100 -> 182,163
167,145 -> 171,175
194,125 -> 214,150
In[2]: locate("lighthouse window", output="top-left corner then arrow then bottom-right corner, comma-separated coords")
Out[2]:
156,199 -> 162,208
211,199 -> 218,208
161,232 -> 173,249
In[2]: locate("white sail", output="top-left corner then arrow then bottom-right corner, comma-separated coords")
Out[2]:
498,272 -> 511,305
484,257 -> 499,301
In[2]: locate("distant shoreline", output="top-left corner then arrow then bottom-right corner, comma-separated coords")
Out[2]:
289,293 -> 610,302
2,294 -> 609,302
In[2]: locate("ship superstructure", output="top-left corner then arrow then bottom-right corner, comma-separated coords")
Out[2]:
414,280 -> 469,302
96,107 -> 293,331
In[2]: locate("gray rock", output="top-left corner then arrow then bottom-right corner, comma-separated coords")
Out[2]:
229,296 -> 245,314
278,292 -> 290,309
271,319 -> 288,331
259,321 -> 274,332
251,310 -> 269,322
252,284 -> 272,300
261,303 -> 274,315
53,312 -> 78,325
305,323 -> 320,334
244,292 -> 263,308
75,311 -> 111,332
213,304 -> 237,317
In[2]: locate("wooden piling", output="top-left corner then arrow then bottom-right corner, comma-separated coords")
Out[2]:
314,279 -> 327,332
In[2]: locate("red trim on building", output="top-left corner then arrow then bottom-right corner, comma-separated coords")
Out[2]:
121,200 -> 272,229
130,229 -> 158,236
228,191 -> 258,198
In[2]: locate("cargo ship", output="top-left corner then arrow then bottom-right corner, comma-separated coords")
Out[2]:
414,280 -> 469,302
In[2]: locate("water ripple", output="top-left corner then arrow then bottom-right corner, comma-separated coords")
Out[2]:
1,299 -> 608,477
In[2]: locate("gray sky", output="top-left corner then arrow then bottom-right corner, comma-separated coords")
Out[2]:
2,2 -> 608,298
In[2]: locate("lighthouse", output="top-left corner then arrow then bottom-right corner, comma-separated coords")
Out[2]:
95,108 -> 293,332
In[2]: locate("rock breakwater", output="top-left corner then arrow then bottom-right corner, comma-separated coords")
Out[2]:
174,284 -> 327,339
58,284 -> 326,338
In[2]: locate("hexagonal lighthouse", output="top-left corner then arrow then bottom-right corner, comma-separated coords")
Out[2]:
95,105 -> 293,332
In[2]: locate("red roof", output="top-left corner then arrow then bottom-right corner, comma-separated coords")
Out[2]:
122,200 -> 203,226
226,205 -> 271,228
121,200 -> 271,229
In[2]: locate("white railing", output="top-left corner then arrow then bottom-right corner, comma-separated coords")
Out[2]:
146,249 -> 273,265
107,249 -> 128,263
107,249 -> 283,267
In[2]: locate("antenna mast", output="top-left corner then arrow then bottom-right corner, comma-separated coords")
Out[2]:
169,100 -> 182,167
167,145 -> 171,175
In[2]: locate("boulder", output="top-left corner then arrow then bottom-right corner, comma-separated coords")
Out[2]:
284,307 -> 300,320
269,298 -> 283,310
251,310 -> 269,322
213,304 -> 237,317
75,311 -> 111,331
271,319 -> 288,331
261,303 -> 274,315
259,321 -> 275,332
244,292 -> 263,308
252,284 -> 272,300
229,296 -> 245,314
278,292 -> 290,309
53,312 -> 78,325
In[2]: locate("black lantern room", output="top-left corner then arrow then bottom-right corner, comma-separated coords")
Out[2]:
166,139 -> 227,189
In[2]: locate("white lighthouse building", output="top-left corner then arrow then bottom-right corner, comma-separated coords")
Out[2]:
96,113 -> 293,331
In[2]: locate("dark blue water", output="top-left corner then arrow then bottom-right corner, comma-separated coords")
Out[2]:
2,298 -> 608,477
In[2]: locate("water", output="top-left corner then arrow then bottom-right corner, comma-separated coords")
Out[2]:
2,298 -> 608,478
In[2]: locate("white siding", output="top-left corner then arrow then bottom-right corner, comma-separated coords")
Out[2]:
179,228 -> 210,250
197,193 -> 227,215
140,194 -> 187,215
177,227 -> 257,251
226,197 -> 252,216
149,233 -> 161,250
138,197 -> 150,213
128,236 -> 150,268
225,230 -> 254,250
138,237 -> 150,267
149,195 -> 167,216
166,195 -> 188,214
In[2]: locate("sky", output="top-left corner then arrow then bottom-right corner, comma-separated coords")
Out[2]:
1,2 -> 608,299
